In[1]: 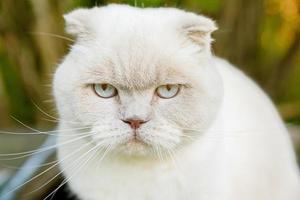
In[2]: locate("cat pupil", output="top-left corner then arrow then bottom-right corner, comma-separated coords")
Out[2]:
101,84 -> 108,90
166,85 -> 171,91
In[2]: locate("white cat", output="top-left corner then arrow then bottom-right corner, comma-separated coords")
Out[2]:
53,4 -> 300,200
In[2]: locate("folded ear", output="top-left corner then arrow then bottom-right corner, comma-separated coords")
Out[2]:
181,14 -> 217,49
63,8 -> 90,37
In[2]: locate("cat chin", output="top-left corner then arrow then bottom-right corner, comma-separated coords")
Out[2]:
113,139 -> 154,157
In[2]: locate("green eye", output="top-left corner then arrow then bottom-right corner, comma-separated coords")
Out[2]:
93,83 -> 117,98
156,84 -> 180,99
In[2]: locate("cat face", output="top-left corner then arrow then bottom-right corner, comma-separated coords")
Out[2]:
53,5 -> 223,157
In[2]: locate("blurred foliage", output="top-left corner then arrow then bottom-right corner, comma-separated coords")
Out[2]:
0,0 -> 300,129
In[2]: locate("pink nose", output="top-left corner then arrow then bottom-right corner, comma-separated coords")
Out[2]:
122,118 -> 147,129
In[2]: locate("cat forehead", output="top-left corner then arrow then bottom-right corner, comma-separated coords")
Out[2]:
70,31 -> 198,90
82,56 -> 190,90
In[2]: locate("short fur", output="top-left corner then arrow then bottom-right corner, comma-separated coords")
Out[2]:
53,4 -> 300,200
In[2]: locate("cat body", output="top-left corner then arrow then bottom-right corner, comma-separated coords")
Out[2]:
54,5 -> 300,200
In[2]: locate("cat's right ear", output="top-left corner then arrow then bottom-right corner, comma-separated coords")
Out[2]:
63,9 -> 90,37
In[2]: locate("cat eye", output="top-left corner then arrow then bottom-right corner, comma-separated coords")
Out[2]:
93,83 -> 117,98
156,84 -> 180,99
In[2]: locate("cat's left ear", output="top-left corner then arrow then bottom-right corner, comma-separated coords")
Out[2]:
181,14 -> 217,48
63,8 -> 90,37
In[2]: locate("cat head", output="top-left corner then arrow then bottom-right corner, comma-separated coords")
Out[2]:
53,4 -> 223,158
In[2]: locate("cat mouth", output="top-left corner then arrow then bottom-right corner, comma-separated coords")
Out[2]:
126,136 -> 147,146
116,135 -> 151,155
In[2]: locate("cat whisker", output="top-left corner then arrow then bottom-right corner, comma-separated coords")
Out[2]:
0,160 -> 59,170
156,146 -> 163,162
29,31 -> 74,42
152,145 -> 161,162
32,101 -> 59,120
10,115 -> 90,137
94,144 -> 112,171
0,124 -> 93,136
0,139 -> 96,199
0,132 -> 95,159
42,144 -> 111,200
0,129 -> 88,136
32,102 -> 87,125
11,116 -> 43,133
166,149 -> 178,167
40,117 -> 61,123
28,142 -> 106,198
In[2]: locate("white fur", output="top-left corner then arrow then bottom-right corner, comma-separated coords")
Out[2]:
53,4 -> 300,200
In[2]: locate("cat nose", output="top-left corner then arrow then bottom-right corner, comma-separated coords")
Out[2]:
121,118 -> 148,129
